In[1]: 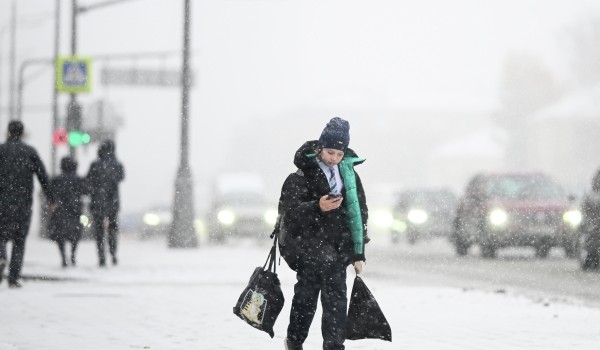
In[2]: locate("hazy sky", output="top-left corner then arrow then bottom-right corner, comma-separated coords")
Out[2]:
2,0 -> 600,214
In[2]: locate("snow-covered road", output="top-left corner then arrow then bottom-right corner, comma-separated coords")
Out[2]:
2,235 -> 600,350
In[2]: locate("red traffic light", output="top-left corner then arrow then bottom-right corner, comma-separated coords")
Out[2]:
53,128 -> 68,146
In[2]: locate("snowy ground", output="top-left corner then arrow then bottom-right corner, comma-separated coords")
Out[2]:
2,235 -> 600,350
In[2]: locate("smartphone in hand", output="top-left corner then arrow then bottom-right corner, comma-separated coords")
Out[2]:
327,193 -> 342,200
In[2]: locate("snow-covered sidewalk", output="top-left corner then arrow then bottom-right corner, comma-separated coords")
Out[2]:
2,236 -> 600,350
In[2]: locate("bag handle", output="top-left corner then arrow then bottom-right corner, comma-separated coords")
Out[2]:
269,214 -> 284,268
263,234 -> 278,274
269,213 -> 282,239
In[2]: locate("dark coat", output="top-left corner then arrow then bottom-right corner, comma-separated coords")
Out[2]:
86,144 -> 125,217
49,172 -> 88,242
0,138 -> 54,238
278,140 -> 368,265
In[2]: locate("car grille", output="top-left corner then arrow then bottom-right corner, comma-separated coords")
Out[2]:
511,211 -> 561,227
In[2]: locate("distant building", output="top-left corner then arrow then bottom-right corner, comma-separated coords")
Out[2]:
427,128 -> 507,192
525,84 -> 600,191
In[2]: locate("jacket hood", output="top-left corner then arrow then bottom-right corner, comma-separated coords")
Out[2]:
293,140 -> 362,170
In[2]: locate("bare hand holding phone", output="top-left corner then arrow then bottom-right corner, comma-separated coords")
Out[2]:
320,194 -> 343,211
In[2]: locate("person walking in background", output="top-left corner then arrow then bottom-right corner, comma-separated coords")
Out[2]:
49,157 -> 88,268
86,140 -> 125,267
279,117 -> 369,350
0,121 -> 55,288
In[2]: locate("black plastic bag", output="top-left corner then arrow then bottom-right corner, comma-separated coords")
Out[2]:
233,240 -> 285,338
346,276 -> 392,341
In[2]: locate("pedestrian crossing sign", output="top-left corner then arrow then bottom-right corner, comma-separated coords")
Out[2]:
56,56 -> 92,93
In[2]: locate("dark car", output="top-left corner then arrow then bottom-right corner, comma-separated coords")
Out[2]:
578,191 -> 600,270
390,189 -> 457,244
451,173 -> 581,258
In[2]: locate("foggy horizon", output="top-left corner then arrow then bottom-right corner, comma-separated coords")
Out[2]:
1,0 -> 600,216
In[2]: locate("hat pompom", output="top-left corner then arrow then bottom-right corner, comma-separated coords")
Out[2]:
318,117 -> 350,151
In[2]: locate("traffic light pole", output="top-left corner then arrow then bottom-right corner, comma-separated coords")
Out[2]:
51,0 -> 60,175
65,0 -> 139,160
169,0 -> 197,248
67,0 -> 80,159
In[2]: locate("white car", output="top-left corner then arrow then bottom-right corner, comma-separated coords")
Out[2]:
140,206 -> 173,239
207,192 -> 277,243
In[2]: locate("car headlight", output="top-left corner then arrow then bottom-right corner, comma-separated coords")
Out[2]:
264,209 -> 278,226
489,208 -> 508,226
373,209 -> 394,228
217,209 -> 235,226
143,213 -> 161,226
563,210 -> 582,227
391,219 -> 407,233
407,209 -> 428,225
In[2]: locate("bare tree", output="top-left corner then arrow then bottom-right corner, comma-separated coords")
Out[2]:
561,15 -> 600,88
495,53 -> 563,169
496,52 -> 562,130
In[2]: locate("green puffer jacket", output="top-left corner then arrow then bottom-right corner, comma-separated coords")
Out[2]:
338,155 -> 366,256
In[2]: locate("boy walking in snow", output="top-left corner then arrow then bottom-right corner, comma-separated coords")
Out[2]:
279,117 -> 369,350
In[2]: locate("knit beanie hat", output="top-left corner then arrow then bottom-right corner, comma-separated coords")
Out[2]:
60,156 -> 78,174
318,117 -> 350,152
98,140 -> 115,159
8,120 -> 24,139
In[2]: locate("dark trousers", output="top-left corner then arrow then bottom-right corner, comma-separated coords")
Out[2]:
0,220 -> 31,284
287,258 -> 348,350
92,214 -> 118,265
57,239 -> 79,266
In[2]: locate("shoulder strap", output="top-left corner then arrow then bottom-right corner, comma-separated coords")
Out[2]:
269,169 -> 304,240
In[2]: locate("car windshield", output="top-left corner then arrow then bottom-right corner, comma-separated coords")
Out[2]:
397,191 -> 456,210
483,176 -> 566,200
216,193 -> 266,207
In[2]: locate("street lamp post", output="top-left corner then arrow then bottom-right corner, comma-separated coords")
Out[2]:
1,4 -> 55,139
8,0 -> 16,121
17,58 -> 53,121
168,0 -> 197,248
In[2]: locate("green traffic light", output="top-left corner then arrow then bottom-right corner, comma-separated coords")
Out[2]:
68,130 -> 91,146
